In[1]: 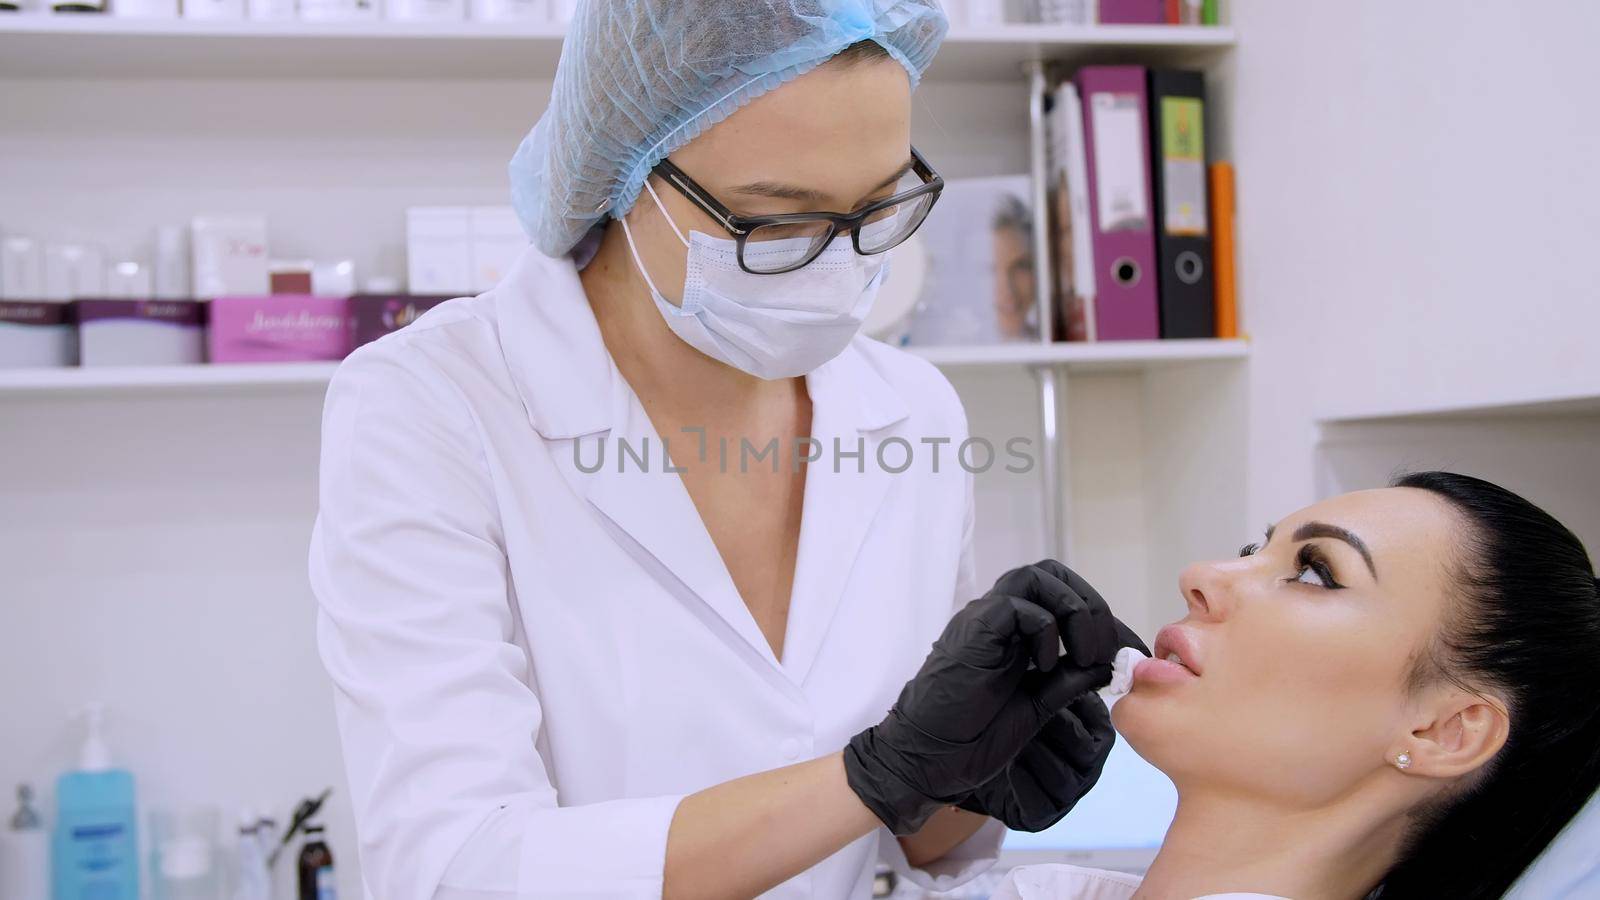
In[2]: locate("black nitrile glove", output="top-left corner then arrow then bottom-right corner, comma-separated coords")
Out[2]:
842,561 -> 1131,835
958,560 -> 1149,832
956,690 -> 1115,831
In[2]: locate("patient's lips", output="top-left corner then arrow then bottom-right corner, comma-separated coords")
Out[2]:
1138,625 -> 1202,685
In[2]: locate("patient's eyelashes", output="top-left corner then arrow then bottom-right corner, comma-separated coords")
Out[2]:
1239,523 -> 1275,558
1240,536 -> 1344,589
1292,544 -> 1344,590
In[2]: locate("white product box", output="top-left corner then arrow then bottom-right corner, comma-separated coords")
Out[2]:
387,0 -> 461,19
468,206 -> 528,292
299,0 -> 378,20
246,0 -> 296,18
468,0 -> 540,19
114,0 -> 179,15
105,261 -> 154,299
406,207 -> 473,296
43,244 -> 105,301
191,216 -> 270,298
1,237 -> 45,300
154,225 -> 191,300
0,301 -> 76,368
75,299 -> 207,367
182,0 -> 244,18
312,259 -> 357,296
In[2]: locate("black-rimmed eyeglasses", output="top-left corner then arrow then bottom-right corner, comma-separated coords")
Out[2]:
651,146 -> 944,275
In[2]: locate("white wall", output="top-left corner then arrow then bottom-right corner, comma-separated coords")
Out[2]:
0,77 -> 1028,284
1229,0 -> 1600,525
3,78 -> 542,285
1317,411 -> 1600,556
0,387 -> 345,899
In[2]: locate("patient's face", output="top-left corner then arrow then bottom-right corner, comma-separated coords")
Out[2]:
1113,487 -> 1459,807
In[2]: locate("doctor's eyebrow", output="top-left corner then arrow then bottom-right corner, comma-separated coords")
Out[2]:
728,156 -> 916,206
865,157 -> 917,193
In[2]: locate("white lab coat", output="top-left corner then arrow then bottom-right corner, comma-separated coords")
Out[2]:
993,865 -> 1290,900
309,247 -> 1006,900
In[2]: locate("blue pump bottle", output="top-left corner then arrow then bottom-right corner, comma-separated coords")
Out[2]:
52,704 -> 139,900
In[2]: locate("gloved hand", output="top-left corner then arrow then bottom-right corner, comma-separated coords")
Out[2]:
955,691 -> 1116,832
843,560 -> 1141,835
958,561 -> 1147,832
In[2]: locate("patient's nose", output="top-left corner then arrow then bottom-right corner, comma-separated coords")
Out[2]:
1178,560 -> 1233,621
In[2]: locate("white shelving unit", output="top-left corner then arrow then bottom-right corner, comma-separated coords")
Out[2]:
0,361 -> 341,393
0,16 -> 1235,80
0,339 -> 1248,393
1318,386 -> 1600,424
913,338 -> 1246,370
0,19 -> 1247,896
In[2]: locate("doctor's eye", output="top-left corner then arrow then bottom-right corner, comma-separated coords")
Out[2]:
1238,542 -> 1260,558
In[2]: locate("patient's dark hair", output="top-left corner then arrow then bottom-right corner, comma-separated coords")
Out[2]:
1373,471 -> 1600,899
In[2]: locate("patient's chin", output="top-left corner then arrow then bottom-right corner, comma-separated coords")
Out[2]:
1110,693 -> 1147,737
1110,690 -> 1176,769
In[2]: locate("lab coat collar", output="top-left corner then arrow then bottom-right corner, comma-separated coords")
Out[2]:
779,367 -> 900,685
495,247 -> 614,440
806,338 -> 911,434
574,353 -> 908,684
581,375 -> 799,686
492,246 -> 911,439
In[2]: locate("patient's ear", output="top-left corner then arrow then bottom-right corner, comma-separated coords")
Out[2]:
1401,691 -> 1509,779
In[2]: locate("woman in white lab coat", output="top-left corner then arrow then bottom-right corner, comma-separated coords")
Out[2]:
310,2 -> 1143,898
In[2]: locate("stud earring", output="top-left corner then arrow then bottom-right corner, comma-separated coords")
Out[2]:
1394,751 -> 1412,771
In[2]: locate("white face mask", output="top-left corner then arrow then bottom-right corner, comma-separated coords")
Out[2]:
619,180 -> 889,380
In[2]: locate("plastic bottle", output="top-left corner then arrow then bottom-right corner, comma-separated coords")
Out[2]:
253,809 -> 277,881
232,810 -> 271,900
150,806 -> 220,900
295,823 -> 336,900
51,703 -> 139,899
1,784 -> 49,900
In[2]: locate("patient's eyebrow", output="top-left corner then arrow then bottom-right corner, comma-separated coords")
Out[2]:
1293,521 -> 1378,579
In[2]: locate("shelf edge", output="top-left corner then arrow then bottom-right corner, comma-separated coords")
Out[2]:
0,341 -> 1249,394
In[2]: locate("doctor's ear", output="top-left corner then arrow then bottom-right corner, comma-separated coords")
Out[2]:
1394,689 -> 1509,781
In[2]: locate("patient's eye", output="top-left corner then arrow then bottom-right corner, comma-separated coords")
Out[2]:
1294,565 -> 1326,587
1292,544 -> 1343,590
1238,542 -> 1260,557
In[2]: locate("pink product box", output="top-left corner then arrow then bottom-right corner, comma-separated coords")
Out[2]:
208,295 -> 350,363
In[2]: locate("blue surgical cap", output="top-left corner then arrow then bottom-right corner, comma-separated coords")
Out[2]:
509,0 -> 949,258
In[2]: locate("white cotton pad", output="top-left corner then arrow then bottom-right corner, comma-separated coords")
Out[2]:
1103,646 -> 1149,699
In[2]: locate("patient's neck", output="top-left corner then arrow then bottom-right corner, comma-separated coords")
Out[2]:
1135,784 -> 1406,900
